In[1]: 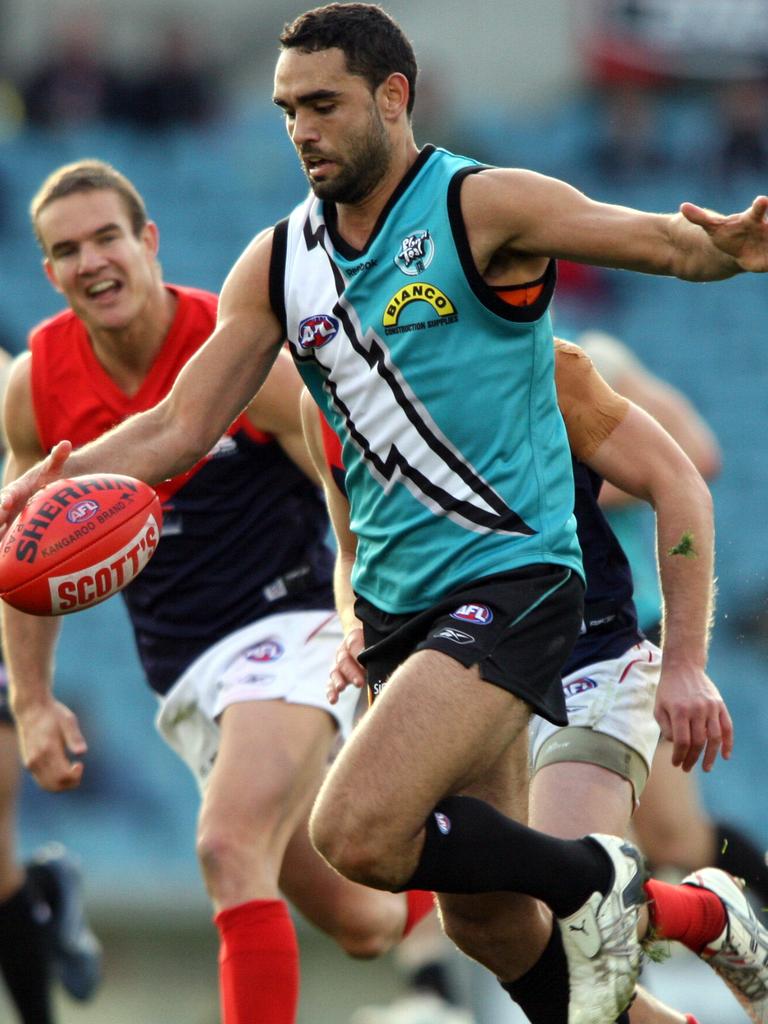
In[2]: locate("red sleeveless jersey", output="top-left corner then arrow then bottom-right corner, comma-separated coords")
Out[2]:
29,285 -> 333,694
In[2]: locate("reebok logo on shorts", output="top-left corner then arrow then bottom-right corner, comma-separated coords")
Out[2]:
433,627 -> 474,644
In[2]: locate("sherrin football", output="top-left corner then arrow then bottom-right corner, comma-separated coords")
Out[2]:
0,474 -> 162,616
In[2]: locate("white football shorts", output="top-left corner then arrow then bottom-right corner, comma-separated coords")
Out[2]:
529,639 -> 662,799
155,609 -> 358,790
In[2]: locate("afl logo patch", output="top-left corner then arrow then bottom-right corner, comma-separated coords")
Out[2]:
298,314 -> 339,349
450,603 -> 493,625
246,640 -> 284,663
66,500 -> 100,524
434,811 -> 452,835
563,676 -> 598,698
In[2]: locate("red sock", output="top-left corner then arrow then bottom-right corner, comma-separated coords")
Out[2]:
644,879 -> 726,954
215,898 -> 299,1024
403,890 -> 435,938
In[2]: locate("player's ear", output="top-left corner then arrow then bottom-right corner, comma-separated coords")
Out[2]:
378,72 -> 409,122
42,258 -> 63,293
142,220 -> 160,258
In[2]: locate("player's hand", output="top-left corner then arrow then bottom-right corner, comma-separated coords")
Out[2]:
0,440 -> 73,537
15,698 -> 87,791
681,196 -> 768,272
327,625 -> 366,705
654,661 -> 733,773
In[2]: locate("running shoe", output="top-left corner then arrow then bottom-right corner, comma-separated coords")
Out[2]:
558,833 -> 645,1024
683,867 -> 768,1024
27,842 -> 103,1001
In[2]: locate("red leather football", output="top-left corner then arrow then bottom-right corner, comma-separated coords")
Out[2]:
0,474 -> 163,616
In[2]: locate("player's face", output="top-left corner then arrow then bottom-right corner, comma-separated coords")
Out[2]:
38,189 -> 160,333
273,47 -> 392,204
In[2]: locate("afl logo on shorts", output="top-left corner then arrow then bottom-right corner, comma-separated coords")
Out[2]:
298,314 -> 339,349
66,500 -> 100,524
450,603 -> 493,625
246,640 -> 284,663
563,676 -> 598,698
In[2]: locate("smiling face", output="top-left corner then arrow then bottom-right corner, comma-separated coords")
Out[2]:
37,188 -> 162,334
273,46 -> 394,205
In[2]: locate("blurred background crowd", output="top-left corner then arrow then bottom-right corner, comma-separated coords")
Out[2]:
0,1 -> 767,1021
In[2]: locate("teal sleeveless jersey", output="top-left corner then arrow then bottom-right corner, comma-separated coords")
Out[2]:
272,146 -> 583,613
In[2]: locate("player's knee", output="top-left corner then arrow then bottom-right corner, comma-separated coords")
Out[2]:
196,819 -> 251,893
310,808 -> 392,889
334,922 -> 396,960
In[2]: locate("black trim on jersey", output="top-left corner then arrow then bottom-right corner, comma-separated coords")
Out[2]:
291,208 -> 536,536
490,267 -> 550,294
447,167 -> 557,323
270,218 -> 289,336
323,145 -> 437,260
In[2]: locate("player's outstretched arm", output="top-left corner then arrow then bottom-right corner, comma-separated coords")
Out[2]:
0,228 -> 285,536
462,168 -> 768,282
1,353 -> 84,790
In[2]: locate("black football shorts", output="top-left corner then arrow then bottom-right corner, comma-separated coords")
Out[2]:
355,563 -> 584,725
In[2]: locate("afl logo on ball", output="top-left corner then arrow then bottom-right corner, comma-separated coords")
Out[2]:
298,314 -> 339,349
66,500 -> 100,524
450,603 -> 493,625
246,640 -> 284,663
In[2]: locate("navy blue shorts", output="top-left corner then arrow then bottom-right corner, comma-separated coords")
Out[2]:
355,564 -> 584,726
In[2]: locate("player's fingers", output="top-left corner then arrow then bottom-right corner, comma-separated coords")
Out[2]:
679,202 -> 721,231
669,714 -> 692,769
335,647 -> 364,687
750,195 -> 768,220
700,732 -> 722,773
45,439 -> 73,473
719,706 -> 734,760
56,760 -> 84,791
654,704 -> 673,744
60,709 -> 87,755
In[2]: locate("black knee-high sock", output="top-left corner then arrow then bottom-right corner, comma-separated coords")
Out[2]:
502,922 -> 570,1023
715,821 -> 768,906
399,795 -> 613,917
0,877 -> 55,1024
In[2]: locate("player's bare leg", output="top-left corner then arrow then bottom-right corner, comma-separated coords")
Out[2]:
311,649 -> 645,1023
280,807 -> 414,960
199,698 -> 337,1024
631,743 -> 714,870
311,650 -> 550,974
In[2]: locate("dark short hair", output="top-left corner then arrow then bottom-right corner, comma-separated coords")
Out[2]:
30,159 -> 148,250
280,3 -> 418,116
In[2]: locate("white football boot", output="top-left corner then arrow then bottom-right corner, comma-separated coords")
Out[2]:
683,867 -> 768,1023
557,834 -> 645,1024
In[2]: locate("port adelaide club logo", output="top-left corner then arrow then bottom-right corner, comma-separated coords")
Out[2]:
394,229 -> 434,276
